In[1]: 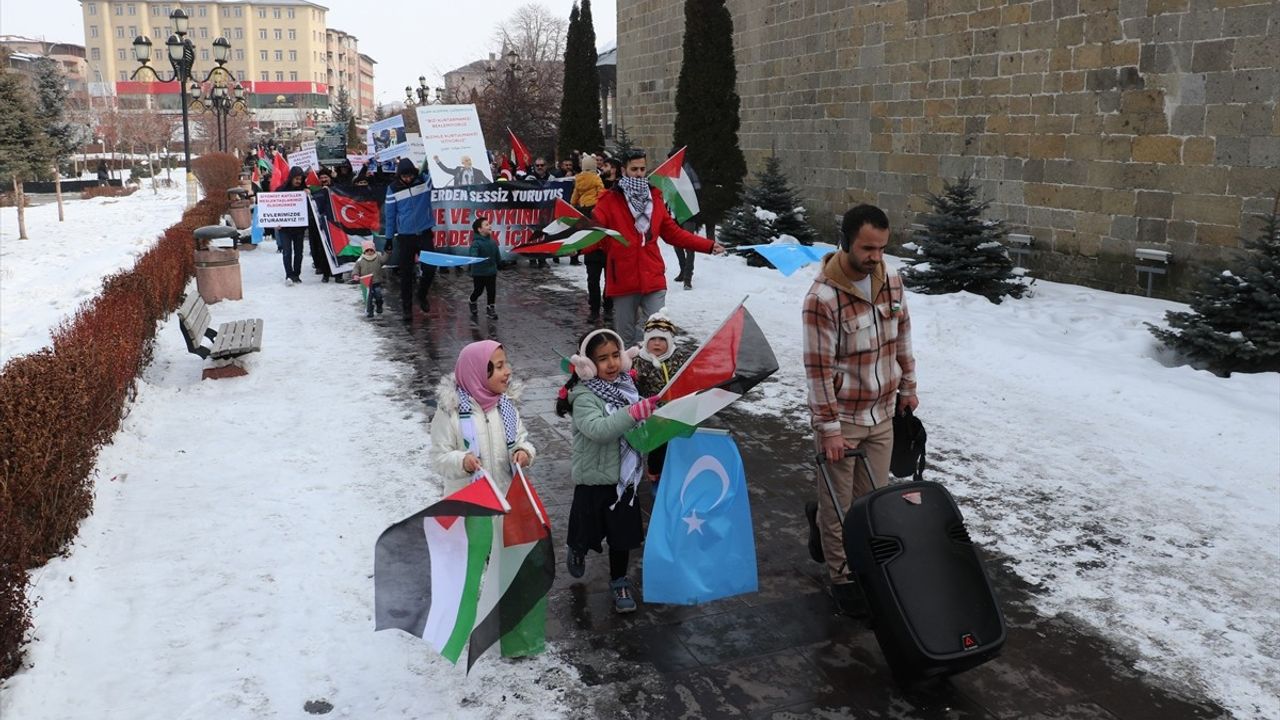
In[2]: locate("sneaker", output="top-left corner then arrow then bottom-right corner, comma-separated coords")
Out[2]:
805,501 -> 825,564
566,546 -> 586,578
610,577 -> 638,613
486,305 -> 498,319
285,277 -> 295,286
469,302 -> 478,316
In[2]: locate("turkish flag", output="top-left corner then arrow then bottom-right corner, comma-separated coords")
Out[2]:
329,188 -> 382,232
269,151 -> 290,191
507,128 -> 531,173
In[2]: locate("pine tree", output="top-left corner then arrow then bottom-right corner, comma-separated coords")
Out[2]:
902,176 -> 1025,303
556,1 -> 604,158
610,124 -> 635,158
0,69 -> 54,239
332,87 -> 354,123
33,57 -> 88,222
1148,193 -> 1280,375
346,116 -> 360,151
717,154 -> 818,266
672,0 -> 747,236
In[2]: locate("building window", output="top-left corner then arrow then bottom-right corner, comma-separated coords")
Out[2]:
127,3 -> 136,14
88,3 -> 96,15
288,29 -> 296,40
222,7 -> 229,17
152,27 -> 163,38
117,49 -> 126,60
119,71 -> 127,81
274,29 -> 282,40
90,47 -> 100,60
234,28 -> 242,39
259,29 -> 266,39
200,49 -> 209,61
237,70 -> 245,81
274,50 -> 282,61
115,4 -> 123,15
128,26 -> 136,36
235,7 -> 241,17
289,50 -> 296,61
116,26 -> 125,38
198,27 -> 207,38
235,49 -> 243,60
198,5 -> 207,17
259,50 -> 267,61
258,9 -> 265,18
273,8 -> 281,18
275,71 -> 283,81
260,71 -> 268,81
290,71 -> 298,81
287,8 -> 294,18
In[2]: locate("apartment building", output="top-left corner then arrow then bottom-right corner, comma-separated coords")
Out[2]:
79,0 -> 372,123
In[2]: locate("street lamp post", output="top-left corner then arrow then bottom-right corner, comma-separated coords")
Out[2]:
130,8 -> 236,206
190,79 -> 249,153
405,76 -> 449,107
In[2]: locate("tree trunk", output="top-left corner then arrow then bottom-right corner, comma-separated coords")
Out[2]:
55,168 -> 65,222
13,175 -> 28,240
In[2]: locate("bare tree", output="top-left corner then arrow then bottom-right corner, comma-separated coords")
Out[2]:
121,110 -> 176,190
476,3 -> 567,159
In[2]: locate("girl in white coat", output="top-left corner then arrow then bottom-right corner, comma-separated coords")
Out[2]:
430,340 -> 536,496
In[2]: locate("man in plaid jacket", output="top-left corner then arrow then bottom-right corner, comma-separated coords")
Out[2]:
802,204 -> 919,614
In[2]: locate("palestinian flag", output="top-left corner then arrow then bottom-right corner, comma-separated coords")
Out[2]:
649,146 -> 699,224
358,273 -> 374,288
507,128 -> 532,174
326,220 -> 361,258
626,387 -> 741,454
659,303 -> 779,403
374,474 -> 511,665
467,467 -> 554,670
514,199 -> 627,256
330,186 -> 383,232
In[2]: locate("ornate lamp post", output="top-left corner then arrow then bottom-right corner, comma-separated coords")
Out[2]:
190,79 -> 249,153
130,8 -> 236,205
405,76 -> 449,107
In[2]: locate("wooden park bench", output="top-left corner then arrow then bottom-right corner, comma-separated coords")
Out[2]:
176,293 -> 263,380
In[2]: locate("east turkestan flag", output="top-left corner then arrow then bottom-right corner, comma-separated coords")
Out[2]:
648,146 -> 700,224
643,430 -> 757,605
626,303 -> 779,453
374,475 -> 511,666
515,199 -> 628,256
466,467 -> 555,670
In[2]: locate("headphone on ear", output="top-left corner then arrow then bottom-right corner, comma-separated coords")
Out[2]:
568,329 -> 631,380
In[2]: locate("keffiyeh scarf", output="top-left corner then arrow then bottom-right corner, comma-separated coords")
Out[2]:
583,374 -> 643,507
457,386 -> 519,474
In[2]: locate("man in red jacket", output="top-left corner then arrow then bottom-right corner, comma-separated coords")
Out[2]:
592,150 -> 725,347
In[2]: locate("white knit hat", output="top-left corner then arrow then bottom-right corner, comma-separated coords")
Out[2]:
642,307 -> 676,361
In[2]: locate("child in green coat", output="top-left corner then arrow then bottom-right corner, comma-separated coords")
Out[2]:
555,328 -> 658,613
468,216 -> 501,319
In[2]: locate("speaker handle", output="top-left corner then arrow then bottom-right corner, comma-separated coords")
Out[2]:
814,448 -> 877,525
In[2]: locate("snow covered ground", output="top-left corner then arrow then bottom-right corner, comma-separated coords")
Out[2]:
0,179 -> 186,365
0,242 -> 586,720
1,214 -> 1276,718
550,244 -> 1280,720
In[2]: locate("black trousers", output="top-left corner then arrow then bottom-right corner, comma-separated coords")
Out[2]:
279,233 -> 305,279
584,251 -> 612,314
470,275 -> 496,305
674,246 -> 695,281
395,231 -> 435,311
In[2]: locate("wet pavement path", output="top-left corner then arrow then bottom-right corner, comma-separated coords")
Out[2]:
378,264 -> 1227,720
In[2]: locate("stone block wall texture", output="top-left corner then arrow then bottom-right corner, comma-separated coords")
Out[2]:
616,0 -> 1280,297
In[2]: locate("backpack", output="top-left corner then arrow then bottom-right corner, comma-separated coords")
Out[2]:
891,407 -> 927,481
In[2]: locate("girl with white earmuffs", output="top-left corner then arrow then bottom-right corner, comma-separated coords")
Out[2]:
554,328 -> 657,613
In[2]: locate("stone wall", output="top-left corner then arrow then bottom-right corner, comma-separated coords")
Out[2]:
616,0 -> 1280,298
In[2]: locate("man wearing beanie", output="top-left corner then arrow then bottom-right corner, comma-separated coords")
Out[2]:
384,158 -> 436,316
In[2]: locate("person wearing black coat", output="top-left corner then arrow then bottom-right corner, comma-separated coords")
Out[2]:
275,166 -> 309,285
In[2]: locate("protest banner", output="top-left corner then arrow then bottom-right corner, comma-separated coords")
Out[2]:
369,115 -> 409,162
290,147 -> 321,172
347,153 -> 370,172
430,182 -> 564,261
316,122 -> 347,165
417,105 -> 492,188
258,191 -> 309,227
300,139 -> 317,151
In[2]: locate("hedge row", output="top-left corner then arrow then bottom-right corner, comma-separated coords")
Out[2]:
0,156 -> 237,678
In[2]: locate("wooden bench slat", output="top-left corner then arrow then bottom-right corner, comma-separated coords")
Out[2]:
177,291 -> 263,366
